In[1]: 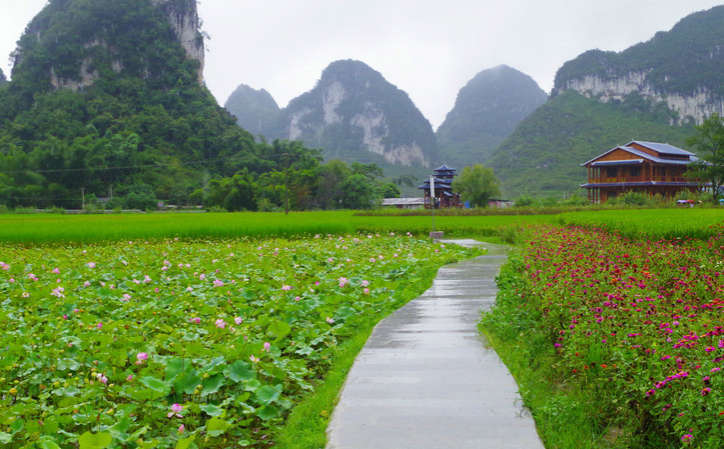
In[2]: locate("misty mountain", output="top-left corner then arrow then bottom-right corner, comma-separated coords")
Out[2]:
488,6 -> 724,199
436,65 -> 548,168
271,59 -> 437,172
224,84 -> 281,139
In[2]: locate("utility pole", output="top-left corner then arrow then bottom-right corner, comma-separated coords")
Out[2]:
81,188 -> 85,209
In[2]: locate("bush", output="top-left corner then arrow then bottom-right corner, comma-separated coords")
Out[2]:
123,184 -> 158,211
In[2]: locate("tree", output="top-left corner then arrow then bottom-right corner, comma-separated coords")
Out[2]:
686,113 -> 724,202
452,164 -> 501,208
123,184 -> 158,210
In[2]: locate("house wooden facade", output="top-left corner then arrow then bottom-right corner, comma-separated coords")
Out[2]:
418,165 -> 462,209
581,141 -> 705,203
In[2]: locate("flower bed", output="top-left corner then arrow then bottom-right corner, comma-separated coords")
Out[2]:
485,225 -> 724,448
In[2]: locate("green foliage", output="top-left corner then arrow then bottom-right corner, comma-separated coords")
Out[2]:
122,184 -> 158,210
686,113 -> 724,202
452,164 -> 501,207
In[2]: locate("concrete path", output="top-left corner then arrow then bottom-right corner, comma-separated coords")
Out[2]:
325,240 -> 544,449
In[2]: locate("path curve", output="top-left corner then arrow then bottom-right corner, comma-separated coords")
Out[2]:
325,240 -> 544,449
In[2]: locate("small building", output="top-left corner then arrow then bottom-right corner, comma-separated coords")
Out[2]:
381,198 -> 425,209
418,165 -> 462,209
581,141 -> 706,203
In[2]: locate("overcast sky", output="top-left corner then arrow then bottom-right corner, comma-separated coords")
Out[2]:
1,0 -> 723,130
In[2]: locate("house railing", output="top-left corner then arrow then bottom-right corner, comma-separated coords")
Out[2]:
589,176 -> 691,184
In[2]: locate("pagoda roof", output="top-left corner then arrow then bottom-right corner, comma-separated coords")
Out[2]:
433,164 -> 456,172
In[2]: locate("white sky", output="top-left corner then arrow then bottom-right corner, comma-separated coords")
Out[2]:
1,0 -> 723,130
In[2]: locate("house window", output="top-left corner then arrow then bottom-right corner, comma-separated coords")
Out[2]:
629,167 -> 641,177
607,167 -> 618,178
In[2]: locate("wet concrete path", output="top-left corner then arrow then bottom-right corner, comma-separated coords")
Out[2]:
325,240 -> 544,449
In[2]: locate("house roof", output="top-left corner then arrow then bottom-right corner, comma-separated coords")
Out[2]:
582,145 -> 699,166
382,198 -> 425,206
627,141 -> 694,156
591,159 -> 644,166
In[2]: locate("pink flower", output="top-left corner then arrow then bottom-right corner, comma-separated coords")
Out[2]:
295,296 -> 301,301
136,353 -> 148,364
250,355 -> 260,363
282,285 -> 292,291
122,293 -> 131,302
97,322 -> 103,329
326,317 -> 335,324
234,317 -> 243,325
87,262 -> 96,268
213,280 -> 224,287
178,424 -> 185,434
100,375 -> 108,385
167,403 -> 183,418
215,319 -> 227,329
52,267 -> 60,274
263,342 -> 271,351
199,273 -> 206,281
361,280 -> 370,287
83,281 -> 91,287
189,317 -> 201,324
363,288 -> 370,295
127,375 -> 133,382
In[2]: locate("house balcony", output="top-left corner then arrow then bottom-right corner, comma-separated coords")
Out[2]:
587,175 -> 690,184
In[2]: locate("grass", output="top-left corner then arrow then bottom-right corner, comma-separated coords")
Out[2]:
558,208 -> 724,240
0,210 -> 557,244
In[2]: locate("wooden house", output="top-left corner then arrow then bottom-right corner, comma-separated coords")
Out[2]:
418,165 -> 462,209
581,141 -> 705,203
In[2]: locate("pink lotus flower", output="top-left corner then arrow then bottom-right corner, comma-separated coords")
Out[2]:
178,424 -> 185,433
234,317 -> 243,325
250,355 -> 260,363
199,273 -> 206,281
326,317 -> 335,324
215,319 -> 227,329
127,375 -> 133,382
122,294 -> 131,302
167,403 -> 183,418
136,353 -> 148,364
87,262 -> 96,268
263,342 -> 271,351
282,285 -> 292,291
52,267 -> 60,274
213,280 -> 224,287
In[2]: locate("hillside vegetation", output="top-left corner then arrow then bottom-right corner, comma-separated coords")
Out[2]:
0,0 -> 262,208
487,91 -> 694,198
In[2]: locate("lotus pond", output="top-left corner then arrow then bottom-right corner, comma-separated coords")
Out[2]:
0,233 -> 480,448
